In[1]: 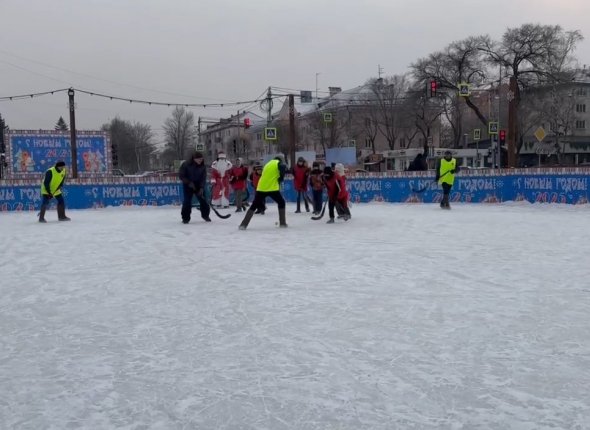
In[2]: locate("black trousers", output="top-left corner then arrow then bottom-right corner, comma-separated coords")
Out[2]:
442,183 -> 452,196
312,189 -> 323,212
250,191 -> 285,212
181,186 -> 210,221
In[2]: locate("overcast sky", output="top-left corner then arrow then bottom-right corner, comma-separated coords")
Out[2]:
1,0 -> 589,143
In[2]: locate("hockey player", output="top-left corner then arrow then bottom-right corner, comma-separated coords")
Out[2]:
229,157 -> 249,212
178,151 -> 211,223
293,156 -> 311,213
309,161 -> 324,215
435,150 -> 459,209
239,155 -> 288,230
249,162 -> 265,214
39,160 -> 70,222
211,152 -> 232,208
323,165 -> 351,223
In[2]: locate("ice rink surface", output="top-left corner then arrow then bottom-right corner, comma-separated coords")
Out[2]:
1,203 -> 589,429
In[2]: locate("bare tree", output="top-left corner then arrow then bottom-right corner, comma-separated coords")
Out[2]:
129,122 -> 155,172
102,117 -> 157,173
412,36 -> 490,147
163,106 -> 197,160
367,75 -> 410,149
481,24 -> 583,162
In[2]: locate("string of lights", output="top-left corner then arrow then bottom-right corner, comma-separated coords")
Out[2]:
0,87 -> 285,108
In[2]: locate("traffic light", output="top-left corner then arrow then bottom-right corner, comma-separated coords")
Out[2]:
244,118 -> 251,129
429,80 -> 437,97
499,129 -> 506,145
111,144 -> 118,167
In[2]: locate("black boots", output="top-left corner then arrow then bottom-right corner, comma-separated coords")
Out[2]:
57,203 -> 71,221
239,209 -> 255,230
278,208 -> 288,228
38,205 -> 47,223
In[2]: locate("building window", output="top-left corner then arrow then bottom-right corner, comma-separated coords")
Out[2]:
576,104 -> 586,113
576,87 -> 588,97
575,120 -> 586,129
364,137 -> 372,148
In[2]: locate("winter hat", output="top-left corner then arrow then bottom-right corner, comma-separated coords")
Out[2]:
193,151 -> 204,159
275,154 -> 285,163
312,161 -> 319,168
236,157 -> 243,165
335,163 -> 345,175
297,156 -> 305,163
218,152 -> 226,159
55,160 -> 66,167
323,166 -> 333,176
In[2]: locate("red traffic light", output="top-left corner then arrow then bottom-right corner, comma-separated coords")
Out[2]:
244,118 -> 251,128
499,130 -> 506,141
429,80 -> 437,97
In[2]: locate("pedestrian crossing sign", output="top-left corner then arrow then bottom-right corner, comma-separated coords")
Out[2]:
264,127 -> 277,140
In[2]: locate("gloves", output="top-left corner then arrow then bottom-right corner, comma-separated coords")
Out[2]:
197,188 -> 204,197
188,183 -> 196,190
450,169 -> 456,174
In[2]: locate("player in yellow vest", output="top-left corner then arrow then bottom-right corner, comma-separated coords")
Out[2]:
434,150 -> 460,209
39,160 -> 70,222
239,155 -> 287,230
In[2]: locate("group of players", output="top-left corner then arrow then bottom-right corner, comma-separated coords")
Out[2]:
178,152 -> 352,229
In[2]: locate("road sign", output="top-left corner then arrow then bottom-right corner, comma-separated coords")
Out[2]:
534,126 -> 546,142
264,127 -> 277,141
473,129 -> 481,141
323,112 -> 333,123
488,122 -> 499,135
458,82 -> 471,97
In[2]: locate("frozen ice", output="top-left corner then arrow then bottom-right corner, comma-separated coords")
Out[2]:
1,203 -> 589,429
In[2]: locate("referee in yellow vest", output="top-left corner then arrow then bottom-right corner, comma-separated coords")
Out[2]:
435,150 -> 459,209
239,155 -> 287,230
39,160 -> 70,222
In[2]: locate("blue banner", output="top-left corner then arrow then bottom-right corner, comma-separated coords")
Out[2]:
0,173 -> 588,212
8,131 -> 109,176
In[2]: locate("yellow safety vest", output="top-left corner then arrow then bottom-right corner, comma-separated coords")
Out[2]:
256,159 -> 281,192
439,159 -> 456,185
41,167 -> 66,196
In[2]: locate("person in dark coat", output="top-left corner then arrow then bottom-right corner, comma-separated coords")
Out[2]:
178,151 -> 211,223
407,153 -> 428,171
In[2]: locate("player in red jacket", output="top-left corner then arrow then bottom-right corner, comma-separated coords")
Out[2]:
292,157 -> 311,213
323,165 -> 351,223
229,157 -> 249,212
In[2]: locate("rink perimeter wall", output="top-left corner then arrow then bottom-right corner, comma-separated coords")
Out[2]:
0,168 -> 588,212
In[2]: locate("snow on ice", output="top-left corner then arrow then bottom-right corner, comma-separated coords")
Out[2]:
1,203 -> 589,429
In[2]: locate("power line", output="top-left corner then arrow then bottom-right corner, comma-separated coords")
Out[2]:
0,49 -> 240,103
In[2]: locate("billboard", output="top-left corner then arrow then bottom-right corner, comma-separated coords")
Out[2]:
6,130 -> 110,177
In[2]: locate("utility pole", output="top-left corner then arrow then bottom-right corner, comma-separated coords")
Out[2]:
315,73 -> 320,100
378,64 -> 384,79
68,88 -> 78,178
288,94 -> 296,169
266,87 -> 273,155
507,75 -> 518,168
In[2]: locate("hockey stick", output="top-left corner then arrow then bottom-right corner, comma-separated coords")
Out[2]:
311,201 -> 327,220
411,171 -> 451,193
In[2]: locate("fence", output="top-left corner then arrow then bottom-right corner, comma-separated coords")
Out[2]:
0,168 -> 588,211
